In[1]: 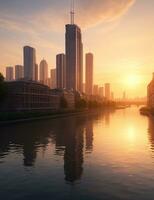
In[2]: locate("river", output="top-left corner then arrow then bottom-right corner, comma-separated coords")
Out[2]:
0,107 -> 154,200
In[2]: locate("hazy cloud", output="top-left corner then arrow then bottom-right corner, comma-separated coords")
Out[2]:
0,0 -> 136,32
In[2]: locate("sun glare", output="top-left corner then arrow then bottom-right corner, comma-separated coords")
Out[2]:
124,74 -> 141,88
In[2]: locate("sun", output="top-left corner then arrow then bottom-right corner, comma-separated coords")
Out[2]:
124,74 -> 141,88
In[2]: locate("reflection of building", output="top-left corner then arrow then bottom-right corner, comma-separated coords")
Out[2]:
39,59 -> 48,85
85,120 -> 93,153
85,53 -> 93,95
6,66 -> 14,81
2,80 -> 60,111
65,24 -> 83,92
24,46 -> 36,80
56,54 -> 66,89
147,73 -> 154,107
50,69 -> 57,89
15,65 -> 23,80
105,83 -> 110,100
148,117 -> 154,155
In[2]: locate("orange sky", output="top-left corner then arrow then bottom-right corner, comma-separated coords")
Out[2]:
0,0 -> 154,98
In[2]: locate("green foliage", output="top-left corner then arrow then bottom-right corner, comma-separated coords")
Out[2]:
0,73 -> 7,103
60,97 -> 68,109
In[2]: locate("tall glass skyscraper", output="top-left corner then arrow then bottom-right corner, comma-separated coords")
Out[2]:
23,46 -> 36,81
65,24 -> 83,92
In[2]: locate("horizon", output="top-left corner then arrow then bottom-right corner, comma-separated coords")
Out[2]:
0,0 -> 154,98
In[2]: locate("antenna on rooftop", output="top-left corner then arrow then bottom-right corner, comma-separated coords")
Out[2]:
70,0 -> 75,24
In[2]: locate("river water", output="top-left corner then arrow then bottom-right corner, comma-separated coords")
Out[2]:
0,107 -> 154,200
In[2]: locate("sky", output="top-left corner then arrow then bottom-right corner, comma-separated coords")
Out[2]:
0,0 -> 154,98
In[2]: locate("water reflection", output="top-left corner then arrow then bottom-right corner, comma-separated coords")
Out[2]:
0,112 -> 107,183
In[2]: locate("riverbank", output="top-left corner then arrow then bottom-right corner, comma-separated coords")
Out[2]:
140,107 -> 152,116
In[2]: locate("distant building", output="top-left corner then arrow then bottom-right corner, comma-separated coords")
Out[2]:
6,67 -> 14,81
39,59 -> 48,85
56,54 -> 66,89
65,24 -> 83,92
34,64 -> 38,82
99,87 -> 104,97
93,85 -> 98,96
105,83 -> 110,100
111,92 -> 114,100
85,53 -> 93,95
1,80 -> 60,112
23,46 -> 36,80
15,65 -> 23,80
147,73 -> 154,107
50,69 -> 57,89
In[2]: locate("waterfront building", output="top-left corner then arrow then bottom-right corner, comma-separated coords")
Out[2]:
147,73 -> 154,107
1,80 -> 60,111
105,83 -> 110,100
6,66 -> 14,81
15,65 -> 23,80
50,69 -> 57,89
51,89 -> 75,109
85,53 -> 93,95
56,54 -> 66,89
39,59 -> 48,85
23,46 -> 36,80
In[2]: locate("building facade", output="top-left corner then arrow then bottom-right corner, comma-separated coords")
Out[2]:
65,24 -> 83,92
34,64 -> 38,82
56,54 -> 66,89
85,53 -> 93,95
24,46 -> 36,80
50,69 -> 57,89
6,67 -> 14,81
147,73 -> 154,107
2,81 -> 60,111
39,59 -> 48,85
15,65 -> 23,80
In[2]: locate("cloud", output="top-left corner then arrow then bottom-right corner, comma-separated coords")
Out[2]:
0,0 -> 135,33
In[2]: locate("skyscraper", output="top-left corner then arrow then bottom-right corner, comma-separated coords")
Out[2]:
65,12 -> 83,92
34,64 -> 38,82
6,67 -> 14,81
99,87 -> 104,97
15,65 -> 23,80
56,54 -> 66,89
50,69 -> 57,89
85,53 -> 93,95
93,85 -> 99,96
105,83 -> 110,100
23,46 -> 36,80
39,59 -> 48,85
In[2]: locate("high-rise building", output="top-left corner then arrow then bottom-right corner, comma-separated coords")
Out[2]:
65,23 -> 83,92
111,92 -> 114,100
34,64 -> 38,82
93,85 -> 98,96
85,53 -> 93,95
99,87 -> 104,97
56,54 -> 66,89
147,73 -> 154,107
39,59 -> 48,85
105,83 -> 110,100
23,46 -> 36,80
15,65 -> 23,80
6,67 -> 14,81
50,69 -> 57,89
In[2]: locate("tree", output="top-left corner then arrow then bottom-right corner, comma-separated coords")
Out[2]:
0,73 -> 7,103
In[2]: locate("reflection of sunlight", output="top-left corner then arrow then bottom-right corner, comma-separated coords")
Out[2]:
126,126 -> 136,143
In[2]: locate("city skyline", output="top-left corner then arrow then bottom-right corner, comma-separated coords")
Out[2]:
0,0 -> 153,98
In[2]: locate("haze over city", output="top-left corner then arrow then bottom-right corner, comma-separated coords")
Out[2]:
0,0 -> 154,98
